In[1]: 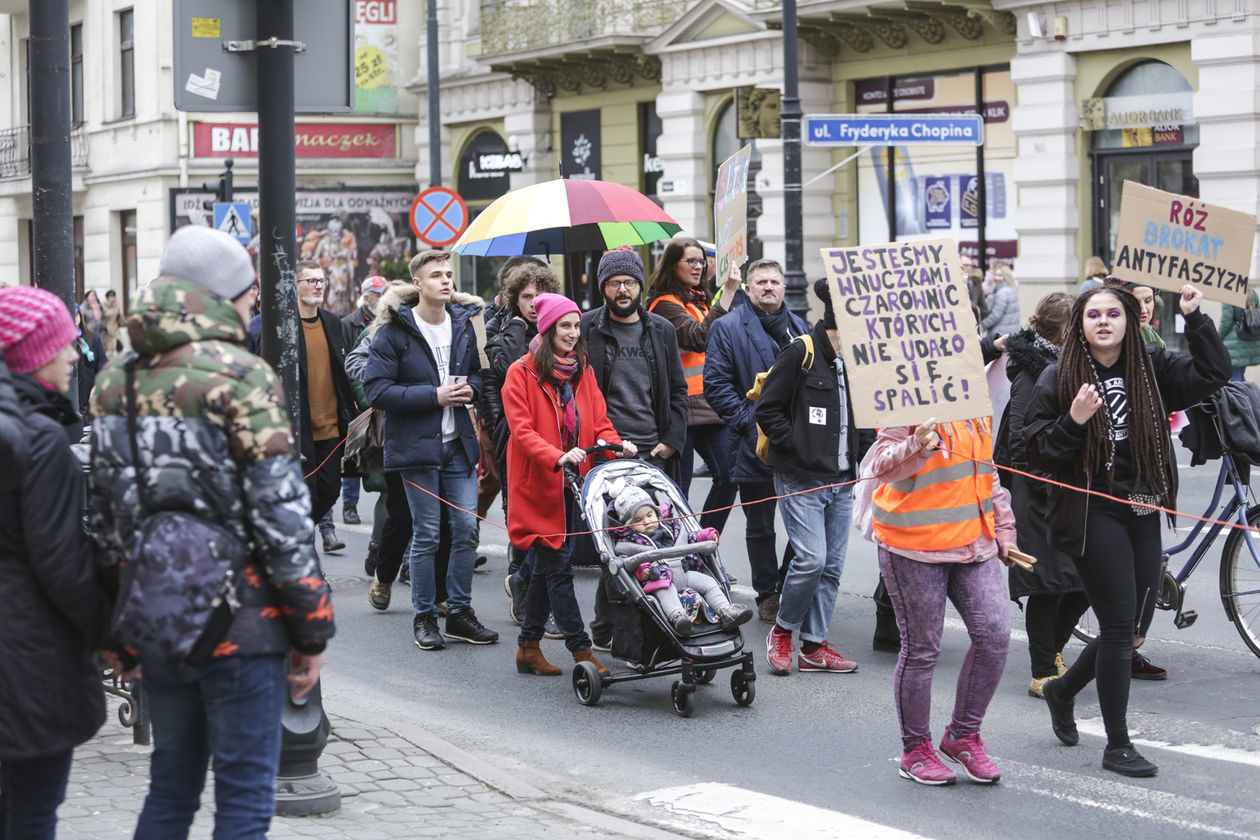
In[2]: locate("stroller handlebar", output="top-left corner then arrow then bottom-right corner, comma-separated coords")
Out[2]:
614,540 -> 718,572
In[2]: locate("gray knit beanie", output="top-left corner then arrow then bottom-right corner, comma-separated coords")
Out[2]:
158,225 -> 256,302
597,249 -> 645,290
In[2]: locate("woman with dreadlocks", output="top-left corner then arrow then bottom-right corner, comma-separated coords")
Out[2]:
1024,283 -> 1229,778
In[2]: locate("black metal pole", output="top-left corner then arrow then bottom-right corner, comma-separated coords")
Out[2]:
427,0 -> 441,187
29,0 -> 75,390
781,0 -> 806,318
885,75 -> 896,243
974,67 -> 988,274
256,0 -> 339,818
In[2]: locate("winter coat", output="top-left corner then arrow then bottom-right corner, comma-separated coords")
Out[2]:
102,298 -> 126,352
1218,291 -> 1260,369
1024,309 -> 1230,556
980,284 -> 1020,336
483,315 -> 534,460
477,301 -> 511,429
755,320 -> 873,482
363,287 -> 483,472
501,352 -> 621,551
296,308 -> 357,466
0,370 -> 107,761
89,276 -> 335,659
992,329 -> 1082,599
77,327 -> 108,425
704,302 -> 808,483
581,305 -> 688,455
341,303 -> 374,344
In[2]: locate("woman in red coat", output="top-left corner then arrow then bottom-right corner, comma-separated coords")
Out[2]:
503,293 -> 636,677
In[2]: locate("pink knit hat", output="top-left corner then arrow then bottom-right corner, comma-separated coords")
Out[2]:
532,292 -> 580,336
0,286 -> 78,374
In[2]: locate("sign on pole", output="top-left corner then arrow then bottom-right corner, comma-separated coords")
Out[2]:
1112,181 -> 1255,307
213,201 -> 252,244
804,114 -> 984,147
410,187 -> 469,249
714,145 -> 752,281
822,238 -> 991,428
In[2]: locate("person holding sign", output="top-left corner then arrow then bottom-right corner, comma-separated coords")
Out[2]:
1024,284 -> 1229,778
867,417 -> 1018,786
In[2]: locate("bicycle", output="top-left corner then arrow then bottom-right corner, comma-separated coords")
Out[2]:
1072,409 -> 1260,658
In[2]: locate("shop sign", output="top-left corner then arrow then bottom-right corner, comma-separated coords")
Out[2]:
854,78 -> 936,106
560,109 -> 601,180
642,102 -> 663,197
192,122 -> 396,158
1104,93 -> 1194,130
458,131 -> 521,203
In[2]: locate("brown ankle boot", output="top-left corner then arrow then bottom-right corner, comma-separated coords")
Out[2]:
516,640 -> 561,676
573,647 -> 610,677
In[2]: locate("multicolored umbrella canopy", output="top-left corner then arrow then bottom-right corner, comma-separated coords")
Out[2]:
452,178 -> 681,257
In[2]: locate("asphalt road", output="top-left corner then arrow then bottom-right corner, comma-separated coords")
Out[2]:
316,444 -> 1260,840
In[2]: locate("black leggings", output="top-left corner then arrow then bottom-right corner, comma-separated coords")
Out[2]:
1057,499 -> 1162,748
1024,591 -> 1091,678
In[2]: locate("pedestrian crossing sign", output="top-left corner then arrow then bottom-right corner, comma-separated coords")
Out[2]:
214,202 -> 251,243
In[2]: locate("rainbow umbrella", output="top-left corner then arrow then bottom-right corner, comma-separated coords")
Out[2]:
452,178 -> 681,257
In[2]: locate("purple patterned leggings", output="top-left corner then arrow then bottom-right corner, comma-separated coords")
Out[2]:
878,547 -> 1011,751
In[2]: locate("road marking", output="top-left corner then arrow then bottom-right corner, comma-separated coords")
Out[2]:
634,782 -> 932,840
1077,719 -> 1260,768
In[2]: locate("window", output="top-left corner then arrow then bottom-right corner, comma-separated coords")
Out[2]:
71,24 -> 83,126
119,9 -> 134,118
120,211 -> 137,311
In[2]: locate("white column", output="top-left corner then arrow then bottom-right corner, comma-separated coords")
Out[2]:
1010,49 -> 1080,308
414,115 -> 452,189
504,101 -> 553,190
0,197 -> 19,286
1193,26 -> 1260,279
656,88 -> 708,239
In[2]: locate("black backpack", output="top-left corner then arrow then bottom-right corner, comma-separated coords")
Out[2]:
1238,294 -> 1260,342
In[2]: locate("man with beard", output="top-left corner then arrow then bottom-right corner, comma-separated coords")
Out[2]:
580,247 -> 688,649
704,258 -> 808,622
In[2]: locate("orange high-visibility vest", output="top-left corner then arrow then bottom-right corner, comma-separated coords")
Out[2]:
648,293 -> 706,396
872,419 -> 997,551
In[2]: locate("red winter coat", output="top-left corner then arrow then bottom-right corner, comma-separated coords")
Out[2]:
502,352 -> 621,551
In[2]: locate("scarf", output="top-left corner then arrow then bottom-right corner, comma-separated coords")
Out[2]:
753,304 -> 796,351
530,335 -> 580,450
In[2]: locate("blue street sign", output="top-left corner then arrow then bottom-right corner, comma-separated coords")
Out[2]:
804,114 -> 984,147
214,202 -> 252,244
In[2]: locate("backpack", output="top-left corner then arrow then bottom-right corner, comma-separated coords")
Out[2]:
1238,294 -> 1260,342
745,334 -> 814,463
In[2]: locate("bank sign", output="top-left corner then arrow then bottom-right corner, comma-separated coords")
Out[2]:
192,122 -> 397,158
805,114 -> 984,146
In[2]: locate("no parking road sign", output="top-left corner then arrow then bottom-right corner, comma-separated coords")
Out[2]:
410,187 -> 469,248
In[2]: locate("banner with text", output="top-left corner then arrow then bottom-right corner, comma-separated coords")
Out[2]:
1113,181 -> 1255,306
822,238 -> 990,427
193,122 -> 397,159
714,145 -> 752,281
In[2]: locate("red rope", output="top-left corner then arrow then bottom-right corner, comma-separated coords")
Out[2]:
302,409 -> 374,480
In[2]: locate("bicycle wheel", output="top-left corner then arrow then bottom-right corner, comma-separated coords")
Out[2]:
1072,608 -> 1098,646
1220,505 -> 1260,658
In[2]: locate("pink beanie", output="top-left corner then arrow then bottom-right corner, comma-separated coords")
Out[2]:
0,286 -> 78,374
532,292 -> 581,336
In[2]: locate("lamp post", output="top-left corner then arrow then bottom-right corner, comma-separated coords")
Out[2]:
781,0 -> 807,319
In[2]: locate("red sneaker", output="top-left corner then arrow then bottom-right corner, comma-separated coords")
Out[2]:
798,641 -> 858,673
765,628 -> 794,675
899,737 -> 956,786
938,730 -> 1001,783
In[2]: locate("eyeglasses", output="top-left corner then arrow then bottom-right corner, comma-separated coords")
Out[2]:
607,279 -> 640,290
299,277 -> 327,287
681,258 -> 706,267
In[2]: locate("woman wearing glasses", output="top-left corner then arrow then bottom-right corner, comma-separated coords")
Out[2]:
646,238 -> 741,533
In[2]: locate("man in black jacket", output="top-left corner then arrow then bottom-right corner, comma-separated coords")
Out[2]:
755,277 -> 871,675
580,248 -> 688,648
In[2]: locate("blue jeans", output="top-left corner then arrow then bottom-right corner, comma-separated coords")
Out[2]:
134,654 -> 287,840
517,498 -> 591,652
0,749 -> 73,839
681,423 -> 737,533
774,475 -> 853,643
341,476 -> 360,508
400,440 -> 478,616
1231,366 -> 1247,382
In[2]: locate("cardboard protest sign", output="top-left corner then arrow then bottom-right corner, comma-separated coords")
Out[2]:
822,238 -> 991,428
714,145 -> 752,280
1112,181 -> 1255,307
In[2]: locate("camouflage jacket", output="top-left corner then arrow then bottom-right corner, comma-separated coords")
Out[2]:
89,276 -> 334,659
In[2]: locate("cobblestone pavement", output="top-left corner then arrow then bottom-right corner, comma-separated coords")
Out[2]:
56,698 -> 673,839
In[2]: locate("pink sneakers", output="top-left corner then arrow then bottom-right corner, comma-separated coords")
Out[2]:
798,641 -> 858,673
938,730 -> 1001,783
899,738 -> 956,786
765,629 -> 794,675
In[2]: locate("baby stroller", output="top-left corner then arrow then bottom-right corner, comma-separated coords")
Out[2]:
566,445 -> 756,717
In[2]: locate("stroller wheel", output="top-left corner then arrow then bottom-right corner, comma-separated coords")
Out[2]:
573,661 -> 602,706
694,668 -> 716,685
671,680 -> 695,718
731,669 -> 755,707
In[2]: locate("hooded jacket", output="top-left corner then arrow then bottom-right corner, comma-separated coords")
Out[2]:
89,276 -> 335,659
0,366 -> 107,760
363,286 -> 483,472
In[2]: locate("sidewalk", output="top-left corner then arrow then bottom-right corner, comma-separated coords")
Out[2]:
57,698 -> 679,840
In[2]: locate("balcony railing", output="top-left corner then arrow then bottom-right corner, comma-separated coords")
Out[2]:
480,0 -> 689,56
0,125 -> 90,179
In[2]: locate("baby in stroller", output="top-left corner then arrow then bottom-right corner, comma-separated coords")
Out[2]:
611,485 -> 753,638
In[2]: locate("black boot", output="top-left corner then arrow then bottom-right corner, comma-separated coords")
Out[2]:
363,540 -> 379,577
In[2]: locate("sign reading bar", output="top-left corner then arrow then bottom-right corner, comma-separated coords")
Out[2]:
805,114 -> 984,147
714,145 -> 752,282
822,238 -> 991,428
1112,181 -> 1255,307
